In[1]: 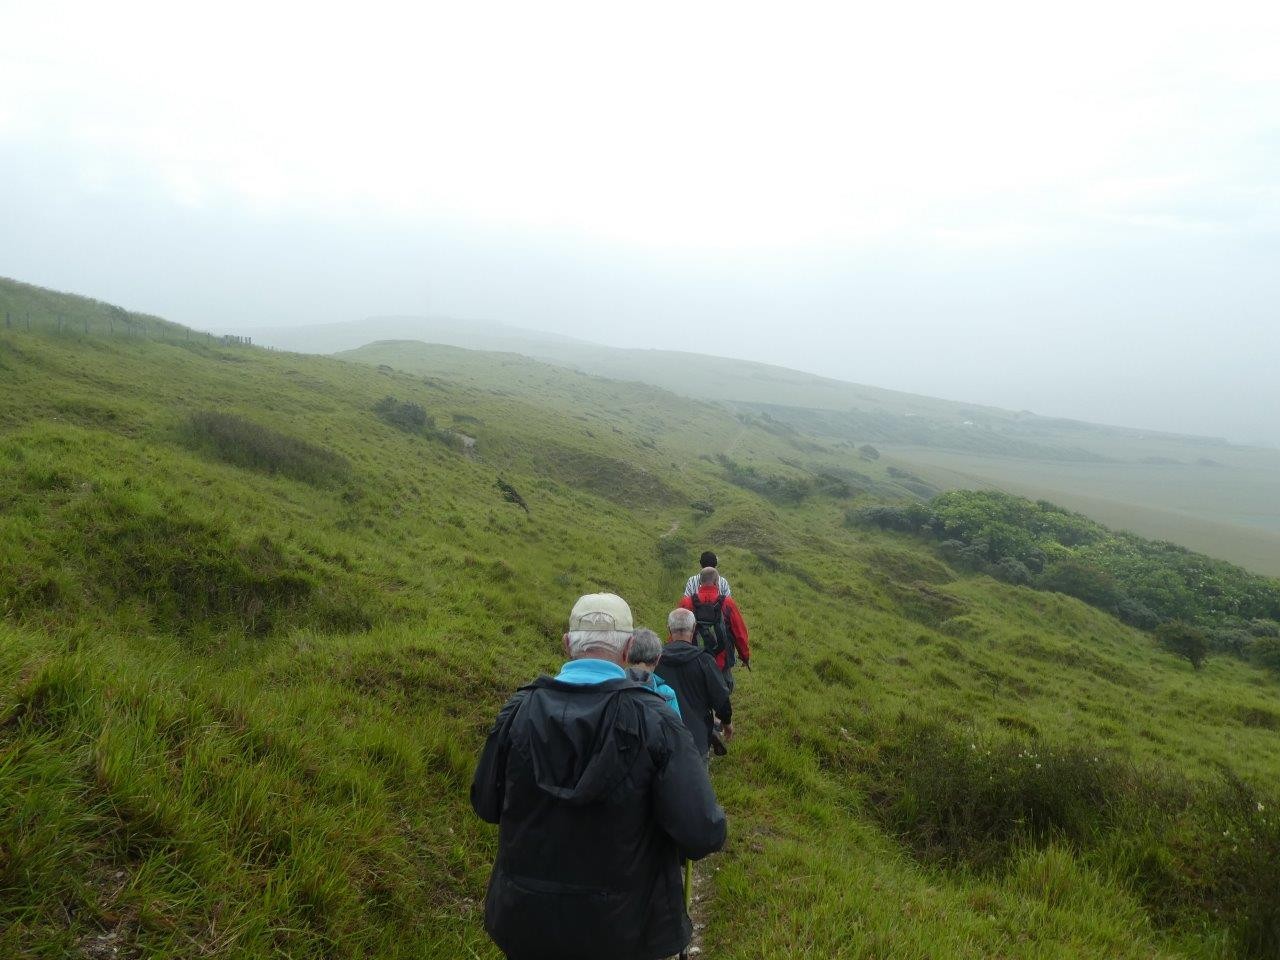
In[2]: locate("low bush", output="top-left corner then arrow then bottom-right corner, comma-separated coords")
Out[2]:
182,411 -> 349,485
1155,621 -> 1209,670
1037,557 -> 1121,609
717,455 -> 813,504
862,715 -> 1128,867
374,395 -> 433,432
1250,636 -> 1280,673
1116,596 -> 1161,630
847,504 -> 930,533
859,714 -> 1280,956
1206,775 -> 1280,957
991,556 -> 1033,586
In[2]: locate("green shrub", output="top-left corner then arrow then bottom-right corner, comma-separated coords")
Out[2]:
1155,621 -> 1209,670
182,411 -> 349,485
1250,636 -> 1280,673
814,472 -> 854,498
1116,595 -> 1161,630
862,715 -> 1127,867
1208,774 -> 1280,957
857,715 -> 1280,956
848,504 -> 929,533
717,455 -> 814,504
374,395 -> 433,432
1207,625 -> 1255,656
991,556 -> 1032,586
1038,557 -> 1121,610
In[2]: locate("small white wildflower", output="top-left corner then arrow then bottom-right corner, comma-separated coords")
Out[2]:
1257,801 -> 1266,813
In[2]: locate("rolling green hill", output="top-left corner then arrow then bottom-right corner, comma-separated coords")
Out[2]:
3,283 -> 1280,959
329,327 -> 1280,577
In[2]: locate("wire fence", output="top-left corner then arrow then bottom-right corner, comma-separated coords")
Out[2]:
1,306 -> 255,348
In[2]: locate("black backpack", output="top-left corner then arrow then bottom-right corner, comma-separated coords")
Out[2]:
690,591 -> 729,657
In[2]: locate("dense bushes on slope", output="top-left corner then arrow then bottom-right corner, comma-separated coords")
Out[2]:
849,492 -> 1280,662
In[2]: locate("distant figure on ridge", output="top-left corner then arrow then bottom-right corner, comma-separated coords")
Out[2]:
658,608 -> 733,760
683,549 -> 731,599
626,627 -> 682,717
680,565 -> 751,691
471,593 -> 725,960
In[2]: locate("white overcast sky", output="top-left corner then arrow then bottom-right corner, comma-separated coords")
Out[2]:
2,0 -> 1279,444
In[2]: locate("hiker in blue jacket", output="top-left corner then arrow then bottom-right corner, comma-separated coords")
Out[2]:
626,627 -> 681,717
471,593 -> 724,960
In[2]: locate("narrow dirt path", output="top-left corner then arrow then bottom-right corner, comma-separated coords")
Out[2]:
664,519 -> 681,537
684,856 -> 714,957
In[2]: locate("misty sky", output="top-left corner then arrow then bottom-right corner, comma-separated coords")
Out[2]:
2,0 -> 1278,445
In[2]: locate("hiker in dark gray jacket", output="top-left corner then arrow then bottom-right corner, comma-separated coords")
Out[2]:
471,593 -> 725,960
656,607 -> 733,758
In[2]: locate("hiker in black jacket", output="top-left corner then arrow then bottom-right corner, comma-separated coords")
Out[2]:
470,593 -> 726,960
658,607 -> 733,759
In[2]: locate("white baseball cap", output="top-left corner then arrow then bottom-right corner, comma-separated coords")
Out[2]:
569,593 -> 634,633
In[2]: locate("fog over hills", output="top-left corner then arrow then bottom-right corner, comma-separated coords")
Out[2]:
253,315 -> 1229,448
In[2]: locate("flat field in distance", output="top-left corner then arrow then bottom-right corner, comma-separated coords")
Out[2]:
891,445 -> 1280,576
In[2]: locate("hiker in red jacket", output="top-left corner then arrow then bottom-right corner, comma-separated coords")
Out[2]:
679,567 -> 750,692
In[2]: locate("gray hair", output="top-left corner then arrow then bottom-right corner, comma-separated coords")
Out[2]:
667,608 -> 695,634
627,628 -> 663,665
566,629 -> 632,659
698,566 -> 719,585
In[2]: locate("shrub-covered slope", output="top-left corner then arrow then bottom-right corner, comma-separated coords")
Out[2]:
2,310 -> 1279,959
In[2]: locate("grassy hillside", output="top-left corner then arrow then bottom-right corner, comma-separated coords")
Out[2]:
335,335 -> 1280,578
3,293 -> 1280,959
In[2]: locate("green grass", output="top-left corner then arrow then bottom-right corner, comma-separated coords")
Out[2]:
339,338 -> 1280,578
2,289 -> 1279,958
